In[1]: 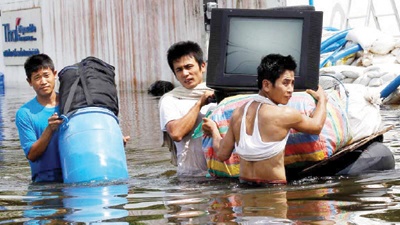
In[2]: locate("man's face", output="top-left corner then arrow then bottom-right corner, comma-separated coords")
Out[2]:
172,55 -> 205,89
27,67 -> 57,98
266,70 -> 295,105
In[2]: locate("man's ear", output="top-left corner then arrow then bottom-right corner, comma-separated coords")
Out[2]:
53,70 -> 58,77
200,62 -> 207,73
26,77 -> 32,86
262,79 -> 272,91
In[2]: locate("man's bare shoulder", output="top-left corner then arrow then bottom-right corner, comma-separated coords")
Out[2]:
230,104 -> 244,121
259,104 -> 303,123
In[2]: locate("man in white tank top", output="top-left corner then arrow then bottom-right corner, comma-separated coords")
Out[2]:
202,54 -> 327,185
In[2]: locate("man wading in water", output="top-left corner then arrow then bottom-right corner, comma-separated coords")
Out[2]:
202,54 -> 327,186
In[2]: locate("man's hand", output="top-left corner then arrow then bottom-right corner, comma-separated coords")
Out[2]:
199,90 -> 215,107
202,118 -> 219,137
48,113 -> 63,132
123,136 -> 130,147
306,85 -> 327,103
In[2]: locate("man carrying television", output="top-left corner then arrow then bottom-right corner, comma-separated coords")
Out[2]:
159,41 -> 216,177
202,54 -> 327,186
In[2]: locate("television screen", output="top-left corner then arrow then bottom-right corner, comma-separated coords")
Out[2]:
225,17 -> 303,76
206,6 -> 323,101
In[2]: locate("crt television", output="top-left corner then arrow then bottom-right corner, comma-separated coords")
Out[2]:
206,6 -> 323,101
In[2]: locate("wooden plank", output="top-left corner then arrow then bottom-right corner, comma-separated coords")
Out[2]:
299,125 -> 395,175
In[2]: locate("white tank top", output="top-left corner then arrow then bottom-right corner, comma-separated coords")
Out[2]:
235,95 -> 289,161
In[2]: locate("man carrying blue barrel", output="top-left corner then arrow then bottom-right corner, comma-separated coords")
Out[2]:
15,54 -> 63,183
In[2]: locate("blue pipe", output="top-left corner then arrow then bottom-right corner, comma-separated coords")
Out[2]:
330,44 -> 362,63
309,0 -> 314,6
320,46 -> 342,68
320,29 -> 350,53
321,38 -> 347,54
320,44 -> 362,68
380,75 -> 400,99
324,27 -> 340,32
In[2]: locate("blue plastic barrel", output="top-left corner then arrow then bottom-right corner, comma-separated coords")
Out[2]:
58,107 -> 129,183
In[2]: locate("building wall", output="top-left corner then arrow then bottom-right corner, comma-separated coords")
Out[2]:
0,0 -> 285,92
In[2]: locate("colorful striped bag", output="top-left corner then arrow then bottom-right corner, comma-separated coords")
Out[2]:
200,91 -> 352,177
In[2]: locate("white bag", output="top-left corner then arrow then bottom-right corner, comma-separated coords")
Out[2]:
341,84 -> 383,142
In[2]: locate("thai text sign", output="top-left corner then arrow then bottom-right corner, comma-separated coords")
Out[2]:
1,8 -> 43,65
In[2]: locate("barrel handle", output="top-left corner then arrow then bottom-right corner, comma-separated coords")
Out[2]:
60,114 -> 69,125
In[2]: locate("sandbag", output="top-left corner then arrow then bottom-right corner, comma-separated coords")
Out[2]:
341,84 -> 383,142
201,91 -> 353,177
58,56 -> 119,116
284,91 -> 352,168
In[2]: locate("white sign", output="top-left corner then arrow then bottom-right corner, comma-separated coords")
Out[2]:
1,8 -> 43,65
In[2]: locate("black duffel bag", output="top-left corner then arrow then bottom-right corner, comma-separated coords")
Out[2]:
58,56 -> 119,116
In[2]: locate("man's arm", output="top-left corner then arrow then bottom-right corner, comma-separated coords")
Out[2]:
286,86 -> 328,135
166,90 -> 214,142
202,117 -> 222,150
202,112 -> 236,162
27,113 -> 63,161
216,125 -> 235,161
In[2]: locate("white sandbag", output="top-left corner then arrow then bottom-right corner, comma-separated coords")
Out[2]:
368,77 -> 383,87
321,65 -> 363,79
334,73 -> 345,81
341,67 -> 363,79
365,70 -> 382,78
370,35 -> 396,55
369,63 -> 400,75
346,27 -> 382,50
341,71 -> 360,79
341,84 -> 383,143
343,78 -> 356,83
353,75 -> 371,86
396,51 -> 400,63
319,75 -> 340,90
319,68 -> 337,75
380,72 -> 397,84
391,47 -> 400,56
363,65 -> 381,73
371,54 -> 397,65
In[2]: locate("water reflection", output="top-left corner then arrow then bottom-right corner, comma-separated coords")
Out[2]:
209,189 -> 291,224
22,183 -> 129,224
63,183 -> 128,223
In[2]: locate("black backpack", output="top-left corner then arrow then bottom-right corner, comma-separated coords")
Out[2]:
58,56 -> 119,116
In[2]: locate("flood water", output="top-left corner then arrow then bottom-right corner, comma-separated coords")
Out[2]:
0,86 -> 399,224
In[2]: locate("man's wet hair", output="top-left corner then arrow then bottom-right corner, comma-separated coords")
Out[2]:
24,54 -> 55,80
167,41 -> 204,75
257,54 -> 297,89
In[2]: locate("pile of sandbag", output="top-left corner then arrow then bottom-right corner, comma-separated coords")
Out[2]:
340,27 -> 400,66
320,27 -> 400,103
320,64 -> 399,88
